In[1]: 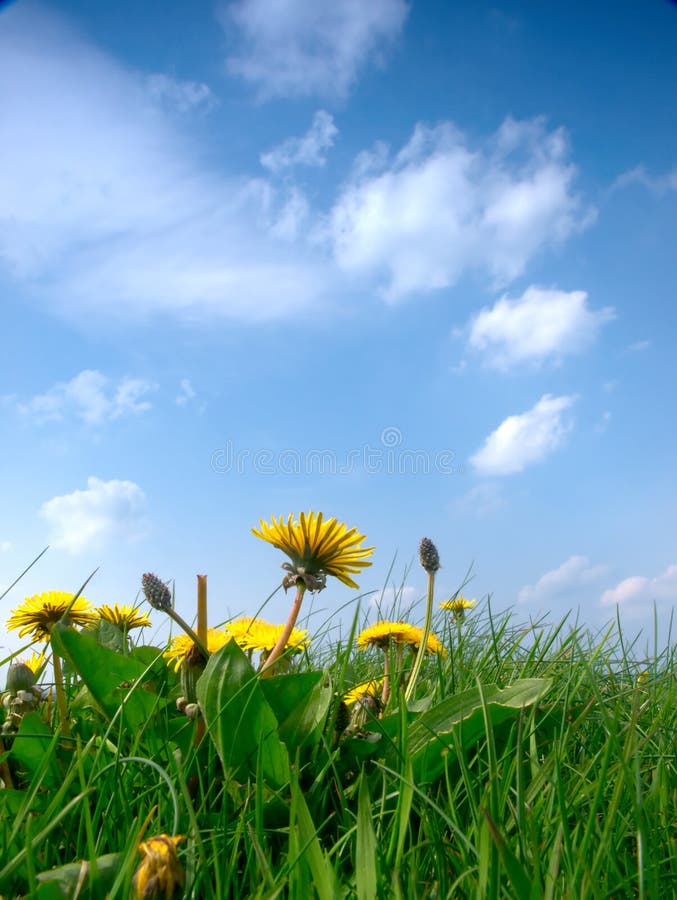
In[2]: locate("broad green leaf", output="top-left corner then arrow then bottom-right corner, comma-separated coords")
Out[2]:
10,712 -> 60,788
261,671 -> 333,756
408,679 -> 552,782
35,852 -> 122,899
50,623 -> 164,732
196,639 -> 290,788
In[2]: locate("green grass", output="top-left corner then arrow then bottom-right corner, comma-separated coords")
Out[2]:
1,602 -> 675,899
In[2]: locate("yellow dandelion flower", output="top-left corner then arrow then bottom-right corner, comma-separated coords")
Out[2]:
97,603 -> 151,630
357,621 -> 446,656
6,591 -> 97,642
343,678 -> 384,706
23,651 -> 47,675
226,617 -> 310,653
440,595 -> 476,622
252,511 -> 374,590
440,595 -> 476,613
133,834 -> 184,899
163,628 -> 229,672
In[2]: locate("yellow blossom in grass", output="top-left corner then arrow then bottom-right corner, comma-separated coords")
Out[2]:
22,651 -> 47,675
163,628 -> 229,672
6,591 -> 97,642
357,620 -> 446,656
133,834 -> 184,899
252,511 -> 374,590
227,617 -> 311,653
440,595 -> 476,619
343,678 -> 384,706
97,603 -> 151,630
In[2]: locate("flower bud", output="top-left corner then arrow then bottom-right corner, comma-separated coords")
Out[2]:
5,663 -> 36,694
141,573 -> 172,611
419,537 -> 440,574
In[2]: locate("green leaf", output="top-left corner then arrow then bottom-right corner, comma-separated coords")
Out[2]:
482,809 -> 539,899
35,852 -> 122,899
289,776 -> 339,900
261,672 -> 333,756
10,712 -> 60,788
356,774 -> 378,900
50,623 -> 163,732
196,639 -> 290,788
408,678 -> 552,782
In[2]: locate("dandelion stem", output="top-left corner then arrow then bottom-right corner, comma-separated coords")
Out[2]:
381,650 -> 391,707
405,569 -> 435,703
52,652 -> 71,737
261,584 -> 305,676
195,575 -> 208,743
165,607 -> 209,659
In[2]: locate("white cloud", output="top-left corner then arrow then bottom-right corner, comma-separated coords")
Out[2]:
594,411 -> 612,434
0,4 -> 328,323
145,73 -> 216,113
176,378 -> 197,406
39,476 -> 148,553
612,165 -> 677,196
455,483 -> 504,519
221,0 -> 409,99
370,584 -> 419,611
628,340 -> 651,352
18,370 -> 156,425
0,541 -> 11,553
601,564 -> 677,608
261,111 -> 338,172
328,118 -> 590,300
468,286 -> 614,369
519,555 -> 608,606
470,394 -> 576,476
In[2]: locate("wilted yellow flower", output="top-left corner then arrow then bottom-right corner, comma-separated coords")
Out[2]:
22,651 -> 47,675
357,621 -> 446,656
252,511 -> 374,590
98,603 -> 151,630
440,595 -> 476,621
133,834 -> 184,899
163,628 -> 229,672
225,617 -> 310,653
6,592 -> 97,642
343,678 -> 384,706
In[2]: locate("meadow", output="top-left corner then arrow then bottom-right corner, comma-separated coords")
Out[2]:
0,514 -> 674,899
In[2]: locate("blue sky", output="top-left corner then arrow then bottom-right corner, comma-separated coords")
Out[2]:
1,0 -> 676,658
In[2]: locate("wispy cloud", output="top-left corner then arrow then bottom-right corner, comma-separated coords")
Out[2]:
261,110 -> 338,172
328,118 -> 591,301
221,0 -> 409,100
0,4 -> 328,323
467,286 -> 614,370
16,370 -> 156,426
519,555 -> 608,606
627,340 -> 651,352
470,394 -> 576,476
601,564 -> 677,609
176,378 -> 197,406
145,73 -> 217,113
455,483 -> 504,519
612,165 -> 677,196
0,541 -> 11,554
39,476 -> 148,553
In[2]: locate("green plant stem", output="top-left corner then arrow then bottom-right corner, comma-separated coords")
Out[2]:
165,607 -> 209,658
405,569 -> 435,703
52,652 -> 71,738
381,650 -> 391,707
261,584 -> 306,676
